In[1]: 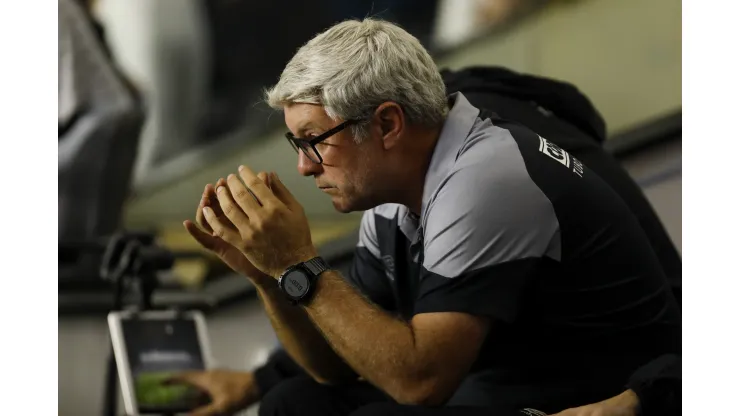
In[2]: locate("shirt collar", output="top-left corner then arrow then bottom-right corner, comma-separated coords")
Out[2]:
420,92 -> 480,217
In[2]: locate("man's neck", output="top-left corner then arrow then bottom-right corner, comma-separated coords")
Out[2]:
397,124 -> 443,216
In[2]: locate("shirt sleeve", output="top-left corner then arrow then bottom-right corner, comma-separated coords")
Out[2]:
626,354 -> 681,416
414,145 -> 560,323
253,348 -> 306,394
345,210 -> 396,311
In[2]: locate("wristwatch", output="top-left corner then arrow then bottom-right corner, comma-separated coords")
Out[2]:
277,257 -> 330,305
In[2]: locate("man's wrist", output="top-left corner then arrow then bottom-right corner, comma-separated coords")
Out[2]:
605,389 -> 640,415
242,371 -> 261,401
247,270 -> 273,285
301,268 -> 336,309
273,247 -> 320,279
252,275 -> 279,296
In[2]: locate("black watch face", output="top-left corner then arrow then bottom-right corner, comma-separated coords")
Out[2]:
283,270 -> 310,298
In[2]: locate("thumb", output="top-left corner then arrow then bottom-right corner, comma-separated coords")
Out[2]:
269,172 -> 300,210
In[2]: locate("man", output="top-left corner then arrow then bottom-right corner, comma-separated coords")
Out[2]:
182,19 -> 681,416
170,65 -> 682,416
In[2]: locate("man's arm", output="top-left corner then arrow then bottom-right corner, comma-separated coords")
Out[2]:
302,271 -> 490,406
249,236 -> 489,404
205,170 -> 491,405
250,208 -> 401,386
190,177 -> 357,386
251,279 -> 358,385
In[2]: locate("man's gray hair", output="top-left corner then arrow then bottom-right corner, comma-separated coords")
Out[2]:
265,18 -> 448,141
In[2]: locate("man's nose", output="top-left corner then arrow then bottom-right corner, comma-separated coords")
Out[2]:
296,151 -> 323,177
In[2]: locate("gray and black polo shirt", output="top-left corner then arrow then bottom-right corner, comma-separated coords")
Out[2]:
346,93 -> 681,409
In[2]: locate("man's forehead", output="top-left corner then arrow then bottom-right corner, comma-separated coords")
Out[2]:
285,103 -> 330,131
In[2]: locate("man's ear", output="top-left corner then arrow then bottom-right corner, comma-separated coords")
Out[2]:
374,102 -> 405,150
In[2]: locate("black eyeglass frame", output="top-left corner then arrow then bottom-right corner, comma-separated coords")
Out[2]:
285,119 -> 361,164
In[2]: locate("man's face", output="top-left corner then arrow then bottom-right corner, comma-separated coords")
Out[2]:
284,103 -> 383,213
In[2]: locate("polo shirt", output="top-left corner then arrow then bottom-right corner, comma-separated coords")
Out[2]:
346,93 -> 681,411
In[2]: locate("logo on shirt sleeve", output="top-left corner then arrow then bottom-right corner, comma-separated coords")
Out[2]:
538,136 -> 584,178
381,255 -> 396,281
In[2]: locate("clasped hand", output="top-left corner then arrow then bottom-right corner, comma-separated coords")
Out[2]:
184,166 -> 317,281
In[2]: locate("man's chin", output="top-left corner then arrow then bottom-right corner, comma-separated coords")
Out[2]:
329,194 -> 377,214
327,193 -> 365,214
330,197 -> 355,214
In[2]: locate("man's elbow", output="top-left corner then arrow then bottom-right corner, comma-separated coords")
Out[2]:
311,375 -> 349,386
389,378 -> 453,407
309,370 -> 359,387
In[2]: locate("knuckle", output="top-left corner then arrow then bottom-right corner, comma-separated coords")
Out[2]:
251,217 -> 266,232
253,217 -> 270,233
247,177 -> 262,188
266,205 -> 280,216
240,231 -> 255,247
234,188 -> 249,201
221,202 -> 233,216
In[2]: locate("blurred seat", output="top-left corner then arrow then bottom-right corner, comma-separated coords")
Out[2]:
59,0 -> 146,286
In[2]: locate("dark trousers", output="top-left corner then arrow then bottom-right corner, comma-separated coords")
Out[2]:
258,376 -> 523,416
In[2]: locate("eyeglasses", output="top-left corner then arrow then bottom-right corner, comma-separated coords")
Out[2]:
285,119 -> 360,165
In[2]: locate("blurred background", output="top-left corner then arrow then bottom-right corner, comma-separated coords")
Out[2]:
59,0 -> 681,414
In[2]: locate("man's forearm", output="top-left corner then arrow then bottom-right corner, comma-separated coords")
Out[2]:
302,271 -> 436,403
254,280 -> 356,384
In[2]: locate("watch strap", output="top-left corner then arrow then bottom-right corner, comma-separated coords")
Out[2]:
303,257 -> 329,276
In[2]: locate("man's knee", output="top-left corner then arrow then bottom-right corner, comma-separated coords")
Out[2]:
258,376 -> 338,416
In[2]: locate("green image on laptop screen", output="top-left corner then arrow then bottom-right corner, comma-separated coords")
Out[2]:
121,318 -> 208,411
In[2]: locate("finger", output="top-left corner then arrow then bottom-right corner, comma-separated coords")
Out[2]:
202,207 -> 242,247
257,171 -> 271,189
196,185 -> 214,233
198,183 -> 229,227
215,184 -> 251,230
206,182 -> 226,216
210,179 -> 232,217
237,165 -> 280,208
269,172 -> 302,211
226,173 -> 263,215
202,182 -> 240,229
184,220 -> 224,252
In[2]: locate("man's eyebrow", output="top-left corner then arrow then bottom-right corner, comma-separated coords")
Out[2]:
295,121 -> 321,136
